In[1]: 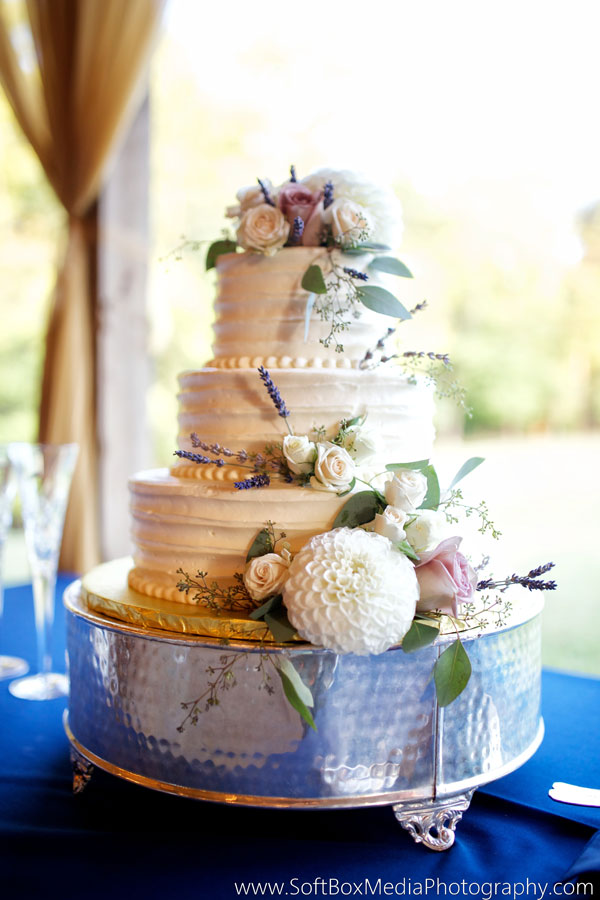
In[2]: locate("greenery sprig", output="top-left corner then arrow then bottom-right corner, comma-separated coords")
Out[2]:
176,568 -> 255,613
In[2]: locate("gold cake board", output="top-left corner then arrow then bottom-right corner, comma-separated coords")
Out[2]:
81,557 -> 294,642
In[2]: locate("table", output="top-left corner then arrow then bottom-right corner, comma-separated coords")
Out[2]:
1,577 -> 598,899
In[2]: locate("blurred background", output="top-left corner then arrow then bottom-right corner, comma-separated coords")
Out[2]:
0,0 -> 598,673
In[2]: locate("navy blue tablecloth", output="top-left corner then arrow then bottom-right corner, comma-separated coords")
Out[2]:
1,577 -> 598,899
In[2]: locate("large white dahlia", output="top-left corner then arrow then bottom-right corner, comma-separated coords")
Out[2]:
282,527 -> 419,655
301,168 -> 403,248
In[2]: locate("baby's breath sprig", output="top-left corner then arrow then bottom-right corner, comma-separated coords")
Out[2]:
312,254 -> 365,353
176,568 -> 254,613
176,649 -> 275,733
439,488 -> 502,539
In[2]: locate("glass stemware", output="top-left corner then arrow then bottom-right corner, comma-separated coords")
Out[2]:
0,449 -> 29,680
8,442 -> 79,700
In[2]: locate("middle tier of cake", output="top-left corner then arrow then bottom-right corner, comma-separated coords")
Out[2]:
128,364 -> 435,603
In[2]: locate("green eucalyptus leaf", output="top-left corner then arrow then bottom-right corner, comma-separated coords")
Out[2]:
448,456 -> 485,490
344,415 -> 364,428
301,265 -> 327,294
420,464 -> 441,510
354,241 -> 391,251
386,460 -> 430,472
248,593 -> 282,621
337,477 -> 356,498
395,540 -> 420,562
277,669 -> 317,731
434,639 -> 472,707
246,528 -> 273,562
304,292 -> 316,342
206,239 -> 237,271
402,618 -> 441,653
264,606 -> 297,643
332,491 -> 382,529
357,286 -> 412,320
278,658 -> 314,707
369,256 -> 413,278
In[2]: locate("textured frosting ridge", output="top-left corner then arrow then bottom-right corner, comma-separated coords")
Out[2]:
210,247 -> 384,365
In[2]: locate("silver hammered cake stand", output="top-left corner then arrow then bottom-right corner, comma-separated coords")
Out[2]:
64,561 -> 544,852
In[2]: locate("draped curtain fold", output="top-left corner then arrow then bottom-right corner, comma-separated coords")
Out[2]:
0,0 -> 164,571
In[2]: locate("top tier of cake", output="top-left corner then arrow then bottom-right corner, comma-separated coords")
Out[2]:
208,247 -> 385,369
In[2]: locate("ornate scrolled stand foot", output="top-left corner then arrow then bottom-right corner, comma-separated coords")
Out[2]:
392,790 -> 475,851
70,748 -> 94,795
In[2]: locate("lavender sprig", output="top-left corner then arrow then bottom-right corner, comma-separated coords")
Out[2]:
343,267 -> 368,281
290,216 -> 304,245
234,473 -> 271,490
323,181 -> 334,209
257,178 -> 275,206
290,164 -> 297,183
385,350 -> 451,367
174,450 -> 225,467
359,304 -> 429,369
477,563 -> 557,593
257,366 -> 291,422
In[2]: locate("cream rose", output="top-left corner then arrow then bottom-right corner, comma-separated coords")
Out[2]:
236,204 -> 290,256
338,424 -> 378,465
309,441 -> 355,493
283,434 -> 317,475
385,469 -> 428,511
244,552 -> 290,601
322,198 -> 372,247
404,509 -> 449,555
373,505 -> 409,544
226,182 -> 273,218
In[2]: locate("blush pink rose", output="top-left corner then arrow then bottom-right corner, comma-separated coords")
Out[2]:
301,199 -> 325,246
415,537 -> 477,617
278,183 -> 322,229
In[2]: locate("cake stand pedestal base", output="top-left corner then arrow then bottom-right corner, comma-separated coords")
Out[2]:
64,569 -> 544,852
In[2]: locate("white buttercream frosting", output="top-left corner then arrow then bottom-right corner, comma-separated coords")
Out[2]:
128,249 -> 436,603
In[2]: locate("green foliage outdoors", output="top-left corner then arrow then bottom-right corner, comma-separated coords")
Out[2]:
0,91 -> 63,443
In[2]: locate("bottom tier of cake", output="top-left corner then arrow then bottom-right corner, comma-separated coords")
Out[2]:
64,570 -> 543,849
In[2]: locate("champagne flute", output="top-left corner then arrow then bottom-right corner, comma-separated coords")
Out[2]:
0,448 -> 28,679
8,442 -> 79,700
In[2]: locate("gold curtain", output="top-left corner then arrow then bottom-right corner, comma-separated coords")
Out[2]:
0,0 -> 164,571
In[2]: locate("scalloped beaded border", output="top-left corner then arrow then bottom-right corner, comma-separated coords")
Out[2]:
206,355 -> 359,370
170,463 -> 244,482
128,568 -> 187,603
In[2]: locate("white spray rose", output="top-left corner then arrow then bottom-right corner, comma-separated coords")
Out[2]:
323,198 -> 372,247
244,552 -> 290,601
309,442 -> 355,493
236,204 -> 290,256
373,505 -> 409,544
283,434 -> 317,475
338,425 -> 379,465
385,470 -> 428,511
404,509 -> 449,555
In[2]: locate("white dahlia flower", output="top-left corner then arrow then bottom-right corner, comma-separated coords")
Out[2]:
282,527 -> 418,655
301,168 -> 403,248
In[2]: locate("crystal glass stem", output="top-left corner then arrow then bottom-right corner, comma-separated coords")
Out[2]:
8,442 -> 78,699
32,571 -> 56,680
